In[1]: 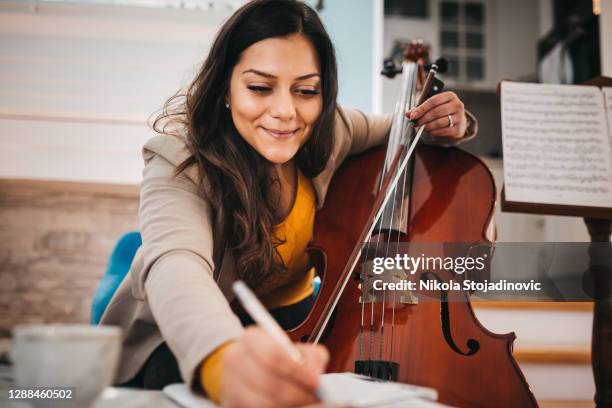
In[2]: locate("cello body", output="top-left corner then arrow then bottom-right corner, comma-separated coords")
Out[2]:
288,144 -> 538,408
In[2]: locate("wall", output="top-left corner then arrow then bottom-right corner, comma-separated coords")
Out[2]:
538,0 -> 554,35
0,1 -> 229,185
0,0 -> 384,330
310,0 -> 381,113
382,0 -> 540,93
0,1 -> 223,335
0,0 -> 381,185
382,0 -> 540,114
381,0 -> 592,243
601,0 -> 612,76
382,14 -> 439,114
489,0 -> 539,83
0,180 -> 139,332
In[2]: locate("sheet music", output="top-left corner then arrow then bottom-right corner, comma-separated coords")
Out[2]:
603,87 -> 612,140
501,81 -> 612,208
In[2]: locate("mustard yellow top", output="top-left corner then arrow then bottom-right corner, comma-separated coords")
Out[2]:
200,169 -> 316,401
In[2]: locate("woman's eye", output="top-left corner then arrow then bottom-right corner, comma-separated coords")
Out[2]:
247,85 -> 272,93
296,89 -> 321,96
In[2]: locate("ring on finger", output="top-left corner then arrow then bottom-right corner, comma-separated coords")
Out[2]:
447,114 -> 454,128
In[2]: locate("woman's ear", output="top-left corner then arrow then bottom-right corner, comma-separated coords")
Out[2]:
224,95 -> 231,110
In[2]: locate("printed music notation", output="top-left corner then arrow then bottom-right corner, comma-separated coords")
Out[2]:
501,81 -> 612,208
605,87 -> 612,138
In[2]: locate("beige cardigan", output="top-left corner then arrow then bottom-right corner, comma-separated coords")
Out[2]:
100,106 -> 476,387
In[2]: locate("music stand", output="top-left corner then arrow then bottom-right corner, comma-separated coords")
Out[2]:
501,76 -> 612,407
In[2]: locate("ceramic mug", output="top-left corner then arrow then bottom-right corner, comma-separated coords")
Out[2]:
11,324 -> 121,408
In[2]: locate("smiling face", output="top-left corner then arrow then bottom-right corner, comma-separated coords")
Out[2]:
227,33 -> 323,165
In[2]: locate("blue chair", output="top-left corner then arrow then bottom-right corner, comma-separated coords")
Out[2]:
312,275 -> 321,298
91,231 -> 322,324
91,231 -> 142,324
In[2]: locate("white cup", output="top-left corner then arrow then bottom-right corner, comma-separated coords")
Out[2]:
11,324 -> 121,408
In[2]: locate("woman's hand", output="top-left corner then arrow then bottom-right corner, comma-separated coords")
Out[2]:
407,91 -> 467,139
220,327 -> 329,408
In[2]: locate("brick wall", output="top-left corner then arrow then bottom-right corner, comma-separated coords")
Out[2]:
0,180 -> 139,333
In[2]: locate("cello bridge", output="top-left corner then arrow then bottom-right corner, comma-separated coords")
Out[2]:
359,261 -> 418,304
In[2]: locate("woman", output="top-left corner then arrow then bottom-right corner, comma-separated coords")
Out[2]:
100,1 -> 476,406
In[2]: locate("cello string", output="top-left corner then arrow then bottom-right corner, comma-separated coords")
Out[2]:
311,126 -> 424,345
361,83 -> 406,364
379,289 -> 385,361
369,147 -> 394,364
359,298 -> 364,361
359,182 -> 384,361
359,96 -> 400,364
374,116 -> 410,363
358,212 -> 369,363
369,169 -> 397,363
371,62 -> 422,366
390,163 -> 409,363
378,171 -> 399,362
376,61 -> 418,364
387,63 -> 418,364
381,144 -> 408,364
369,299 -> 375,362
358,234 -> 368,362
364,65 -> 408,367
390,69 -> 417,362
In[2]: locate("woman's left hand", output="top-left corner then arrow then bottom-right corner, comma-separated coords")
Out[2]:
406,91 -> 467,139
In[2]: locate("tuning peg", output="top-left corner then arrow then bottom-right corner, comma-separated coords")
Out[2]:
428,57 -> 448,74
381,58 -> 402,78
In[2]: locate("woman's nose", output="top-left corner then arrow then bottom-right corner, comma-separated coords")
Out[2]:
269,90 -> 296,121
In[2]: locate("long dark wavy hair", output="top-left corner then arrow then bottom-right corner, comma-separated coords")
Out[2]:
152,0 -> 338,290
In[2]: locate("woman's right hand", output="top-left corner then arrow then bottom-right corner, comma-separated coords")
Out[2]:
220,326 -> 329,407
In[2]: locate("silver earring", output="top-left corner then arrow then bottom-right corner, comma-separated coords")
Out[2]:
225,103 -> 230,109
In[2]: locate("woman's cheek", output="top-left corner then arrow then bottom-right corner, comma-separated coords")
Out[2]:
240,95 -> 268,118
301,98 -> 323,126
298,100 -> 322,145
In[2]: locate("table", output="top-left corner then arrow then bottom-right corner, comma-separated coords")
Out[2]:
1,363 -> 177,408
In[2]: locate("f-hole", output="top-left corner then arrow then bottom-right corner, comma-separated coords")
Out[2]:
420,271 -> 480,356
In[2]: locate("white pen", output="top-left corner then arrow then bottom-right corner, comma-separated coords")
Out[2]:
232,280 -> 328,402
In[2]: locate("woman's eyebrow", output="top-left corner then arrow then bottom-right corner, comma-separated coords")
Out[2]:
242,69 -> 320,80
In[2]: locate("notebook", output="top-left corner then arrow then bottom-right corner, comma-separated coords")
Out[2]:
162,372 -> 450,408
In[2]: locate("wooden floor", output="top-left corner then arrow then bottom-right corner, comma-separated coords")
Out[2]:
0,178 -> 139,332
539,401 -> 593,408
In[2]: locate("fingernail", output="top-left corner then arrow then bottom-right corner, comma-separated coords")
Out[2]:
317,347 -> 329,366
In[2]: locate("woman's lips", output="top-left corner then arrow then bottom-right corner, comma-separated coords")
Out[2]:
261,127 -> 298,139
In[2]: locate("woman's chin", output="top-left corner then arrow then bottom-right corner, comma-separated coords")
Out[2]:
260,148 -> 299,165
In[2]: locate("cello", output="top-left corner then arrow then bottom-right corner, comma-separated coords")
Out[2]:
287,41 -> 538,407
